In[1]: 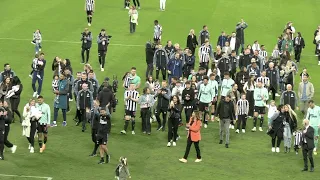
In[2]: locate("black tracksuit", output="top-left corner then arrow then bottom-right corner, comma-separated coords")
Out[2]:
0,108 -> 5,159
97,33 -> 111,68
3,108 -> 13,149
81,31 -> 92,63
230,55 -> 238,79
239,54 -> 251,69
89,78 -> 99,100
281,91 -> 297,110
145,42 -> 155,79
266,68 -> 278,100
168,104 -> 182,143
77,90 -> 93,131
183,55 -> 195,78
182,88 -> 195,123
217,57 -> 231,78
153,48 -> 168,80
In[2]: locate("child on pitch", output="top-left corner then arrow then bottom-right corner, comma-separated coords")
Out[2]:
97,108 -> 111,164
31,29 -> 42,54
293,128 -> 302,155
115,157 -> 131,180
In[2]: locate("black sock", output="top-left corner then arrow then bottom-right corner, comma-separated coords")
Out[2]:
87,17 -> 90,23
124,121 -> 129,131
44,137 -> 47,144
253,117 -> 257,127
89,17 -> 92,23
100,157 -> 104,161
131,120 -> 136,131
260,117 -> 264,127
38,140 -> 43,148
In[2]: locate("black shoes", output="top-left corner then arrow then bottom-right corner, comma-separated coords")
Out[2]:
76,122 -> 80,126
219,140 -> 223,144
225,144 -> 229,148
89,153 -> 97,157
98,159 -> 105,164
301,168 -> 308,172
310,168 -> 314,172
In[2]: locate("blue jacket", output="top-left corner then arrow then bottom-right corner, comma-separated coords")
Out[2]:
217,35 -> 228,47
54,79 -> 69,109
167,58 -> 183,78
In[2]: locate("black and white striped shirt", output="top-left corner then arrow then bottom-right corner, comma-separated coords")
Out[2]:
259,50 -> 268,59
124,90 -> 139,111
154,24 -> 162,40
199,45 -> 210,63
123,76 -> 132,89
294,131 -> 302,146
256,76 -> 270,88
236,99 -> 249,115
272,50 -> 280,59
85,0 -> 95,11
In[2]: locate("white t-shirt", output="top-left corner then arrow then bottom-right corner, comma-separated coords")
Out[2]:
267,105 -> 277,118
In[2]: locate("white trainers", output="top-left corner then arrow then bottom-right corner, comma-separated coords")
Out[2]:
33,92 -> 38,97
271,147 -> 275,152
275,93 -> 280,97
28,144 -> 31,150
125,7 -> 130,9
259,127 -> 263,132
30,147 -> 34,153
235,129 -> 240,133
251,127 -> 256,132
229,124 -> 232,129
179,158 -> 187,163
132,131 -> 135,135
69,98 -> 73,102
204,124 -> 208,128
120,130 -> 126,134
242,129 -> 246,133
172,142 -> 176,147
88,23 -> 91,27
231,125 -> 235,130
28,75 -> 32,78
318,61 -> 320,66
101,68 -> 104,72
167,142 -> 171,147
11,145 -> 17,153
276,147 -> 280,153
195,159 -> 202,163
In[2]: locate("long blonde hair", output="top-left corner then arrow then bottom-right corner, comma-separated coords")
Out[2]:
285,104 -> 297,120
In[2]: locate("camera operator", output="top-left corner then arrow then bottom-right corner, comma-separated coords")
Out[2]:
97,29 -> 112,72
81,28 -> 92,64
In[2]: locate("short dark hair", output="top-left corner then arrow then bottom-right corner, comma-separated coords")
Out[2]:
308,100 -> 314,104
226,95 -> 231,98
203,25 -> 207,29
224,72 -> 230,76
185,81 -> 191,85
203,75 -> 209,80
131,67 -> 136,70
76,72 -> 82,75
40,52 -> 45,55
89,70 -> 94,74
231,50 -> 236,54
37,95 -> 44,99
4,63 -> 9,67
154,20 -> 158,23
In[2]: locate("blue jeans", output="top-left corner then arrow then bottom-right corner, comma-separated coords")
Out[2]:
35,43 -> 41,54
53,108 -> 67,122
31,72 -> 43,95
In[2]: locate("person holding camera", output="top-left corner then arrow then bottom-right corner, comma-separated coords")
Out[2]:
155,80 -> 171,131
97,29 -> 111,72
81,28 -> 92,64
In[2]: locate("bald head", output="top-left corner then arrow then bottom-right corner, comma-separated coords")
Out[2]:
286,84 -> 292,91
303,119 -> 309,127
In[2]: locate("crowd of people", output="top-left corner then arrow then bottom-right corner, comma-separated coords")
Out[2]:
1,2 -> 320,178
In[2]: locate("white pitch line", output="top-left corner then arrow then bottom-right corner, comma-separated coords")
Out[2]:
0,174 -> 53,180
0,37 -> 144,47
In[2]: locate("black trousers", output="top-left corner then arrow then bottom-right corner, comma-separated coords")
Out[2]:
130,22 -> 136,33
4,125 -> 13,148
199,62 -> 209,72
141,108 -> 151,133
183,135 -> 201,159
98,50 -> 107,68
271,136 -> 282,147
294,47 -> 302,62
246,91 -> 254,116
0,128 -> 4,156
81,48 -> 90,63
28,121 -> 38,147
156,108 -> 167,129
303,144 -> 314,168
237,115 -> 247,130
168,118 -> 179,142
156,67 -> 166,80
79,109 -> 87,129
145,63 -> 154,79
184,65 -> 193,78
269,86 -> 277,100
133,0 -> 140,7
91,129 -> 97,143
184,107 -> 193,124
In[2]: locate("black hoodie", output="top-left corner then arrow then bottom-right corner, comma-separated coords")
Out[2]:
146,42 -> 155,64
182,88 -> 195,106
97,87 -> 115,109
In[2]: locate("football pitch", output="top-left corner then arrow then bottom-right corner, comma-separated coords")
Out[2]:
0,0 -> 320,179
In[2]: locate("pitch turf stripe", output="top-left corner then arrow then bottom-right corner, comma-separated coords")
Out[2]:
0,174 -> 53,180
0,37 -> 144,47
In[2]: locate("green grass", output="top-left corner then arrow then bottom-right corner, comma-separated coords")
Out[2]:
0,0 -> 320,179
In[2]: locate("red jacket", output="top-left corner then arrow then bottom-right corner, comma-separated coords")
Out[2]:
187,118 -> 202,142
